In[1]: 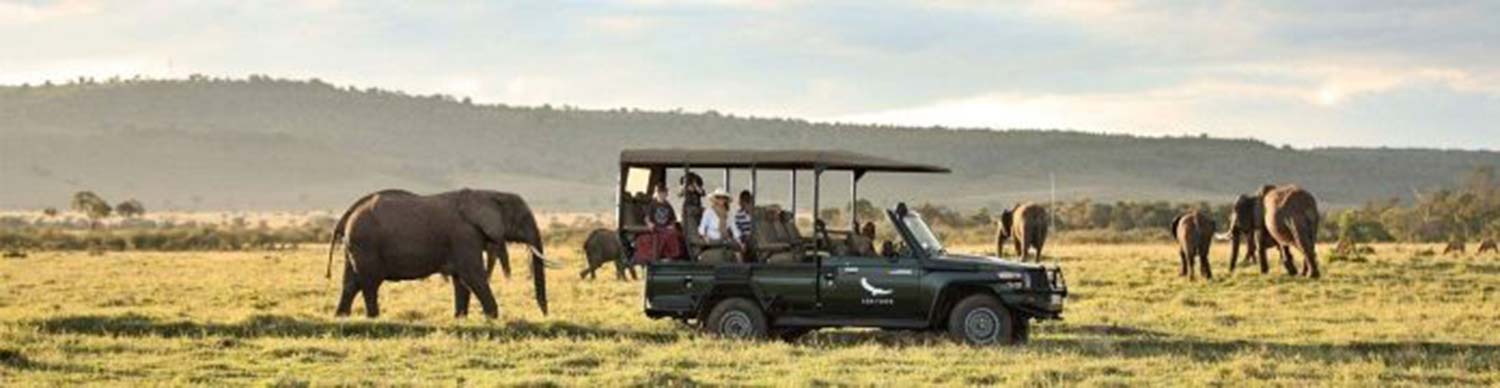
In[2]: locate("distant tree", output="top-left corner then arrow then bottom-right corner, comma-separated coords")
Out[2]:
71,191 -> 112,229
42,207 -> 58,217
116,199 -> 146,218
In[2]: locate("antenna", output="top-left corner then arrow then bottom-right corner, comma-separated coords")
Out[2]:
1049,172 -> 1056,232
1051,172 -> 1060,267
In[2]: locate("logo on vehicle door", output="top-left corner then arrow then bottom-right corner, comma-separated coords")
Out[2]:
860,277 -> 893,296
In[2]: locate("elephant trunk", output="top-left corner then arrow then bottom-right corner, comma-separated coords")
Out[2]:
527,241 -> 549,316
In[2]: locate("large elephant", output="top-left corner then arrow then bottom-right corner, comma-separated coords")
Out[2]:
326,189 -> 549,318
1171,211 -> 1214,280
997,203 -> 1048,261
1259,184 -> 1322,278
580,228 -> 636,281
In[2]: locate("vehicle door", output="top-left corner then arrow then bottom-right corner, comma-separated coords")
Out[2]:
821,255 -> 924,320
819,216 -> 925,320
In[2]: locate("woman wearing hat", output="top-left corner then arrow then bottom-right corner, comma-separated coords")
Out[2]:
696,188 -> 743,263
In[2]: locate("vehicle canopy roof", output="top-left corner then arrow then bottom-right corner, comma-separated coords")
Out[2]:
619,148 -> 950,174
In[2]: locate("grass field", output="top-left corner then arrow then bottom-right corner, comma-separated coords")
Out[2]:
2,242 -> 1498,386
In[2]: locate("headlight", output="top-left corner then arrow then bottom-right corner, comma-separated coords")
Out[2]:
996,271 -> 1029,288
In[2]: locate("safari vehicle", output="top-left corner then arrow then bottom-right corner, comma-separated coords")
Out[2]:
618,149 -> 1067,345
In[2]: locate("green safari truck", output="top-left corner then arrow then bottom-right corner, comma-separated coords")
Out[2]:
618,149 -> 1067,345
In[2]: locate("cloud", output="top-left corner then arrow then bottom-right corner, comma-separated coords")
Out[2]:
1,1 -> 1496,149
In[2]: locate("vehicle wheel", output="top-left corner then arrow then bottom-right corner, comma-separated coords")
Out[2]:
704,298 -> 768,340
946,294 -> 1018,346
772,327 -> 813,342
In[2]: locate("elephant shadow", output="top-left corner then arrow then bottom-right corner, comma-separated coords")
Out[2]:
28,313 -> 680,343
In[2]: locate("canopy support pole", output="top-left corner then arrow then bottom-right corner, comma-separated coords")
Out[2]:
850,171 -> 861,231
750,167 -> 758,196
789,170 -> 797,218
812,169 -> 822,225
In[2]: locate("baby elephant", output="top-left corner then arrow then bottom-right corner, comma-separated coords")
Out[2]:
1171,211 -> 1215,280
1443,241 -> 1466,255
580,229 -> 637,281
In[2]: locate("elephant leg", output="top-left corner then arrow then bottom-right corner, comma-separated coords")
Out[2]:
1035,242 -> 1045,261
1198,249 -> 1212,280
487,244 -> 512,279
613,259 -> 627,281
359,279 -> 382,318
1178,249 -> 1189,277
1014,239 -> 1025,261
335,266 -> 360,317
453,277 -> 472,318
1302,242 -> 1321,279
1280,246 -> 1297,276
1255,238 -> 1270,274
628,264 -> 639,280
456,269 -> 500,319
580,259 -> 600,280
1227,236 -> 1238,273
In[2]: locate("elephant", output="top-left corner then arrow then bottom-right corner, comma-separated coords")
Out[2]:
1171,211 -> 1214,280
1258,184 -> 1322,278
326,188 -> 548,318
1479,239 -> 1498,254
580,228 -> 636,281
1227,193 -> 1279,274
997,203 -> 1048,261
1443,241 -> 1466,255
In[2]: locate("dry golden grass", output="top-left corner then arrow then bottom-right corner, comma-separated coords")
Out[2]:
1,242 -> 1497,386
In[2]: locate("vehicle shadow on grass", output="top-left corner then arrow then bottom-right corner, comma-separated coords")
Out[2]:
26,313 -> 680,343
1032,336 -> 1500,384
805,324 -> 1499,377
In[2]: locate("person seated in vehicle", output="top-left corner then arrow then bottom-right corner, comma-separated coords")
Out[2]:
845,221 -> 877,256
696,188 -> 743,263
734,190 -> 756,261
633,183 -> 684,263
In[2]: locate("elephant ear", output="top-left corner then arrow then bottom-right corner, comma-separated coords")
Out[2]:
1000,209 -> 1014,231
458,190 -> 509,245
1170,214 -> 1185,237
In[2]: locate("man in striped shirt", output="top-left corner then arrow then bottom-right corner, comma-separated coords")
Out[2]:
735,190 -> 755,261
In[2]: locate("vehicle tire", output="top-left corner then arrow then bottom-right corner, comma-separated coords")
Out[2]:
704,298 -> 768,340
772,327 -> 814,342
946,294 -> 1018,346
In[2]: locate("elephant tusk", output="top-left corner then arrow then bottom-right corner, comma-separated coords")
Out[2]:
527,246 -> 563,268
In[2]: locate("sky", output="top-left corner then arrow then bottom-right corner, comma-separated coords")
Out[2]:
3,0 -> 1497,149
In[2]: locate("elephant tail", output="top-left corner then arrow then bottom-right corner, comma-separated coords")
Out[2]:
327,191 -> 384,279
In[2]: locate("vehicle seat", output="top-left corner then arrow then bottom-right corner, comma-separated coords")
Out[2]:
756,206 -> 803,263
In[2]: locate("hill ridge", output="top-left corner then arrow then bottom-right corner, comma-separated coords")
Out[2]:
2,77 -> 1496,211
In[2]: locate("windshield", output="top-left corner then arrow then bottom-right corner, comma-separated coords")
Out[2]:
900,212 -> 945,255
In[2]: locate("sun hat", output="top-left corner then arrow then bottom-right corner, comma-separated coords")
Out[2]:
709,188 -> 731,200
